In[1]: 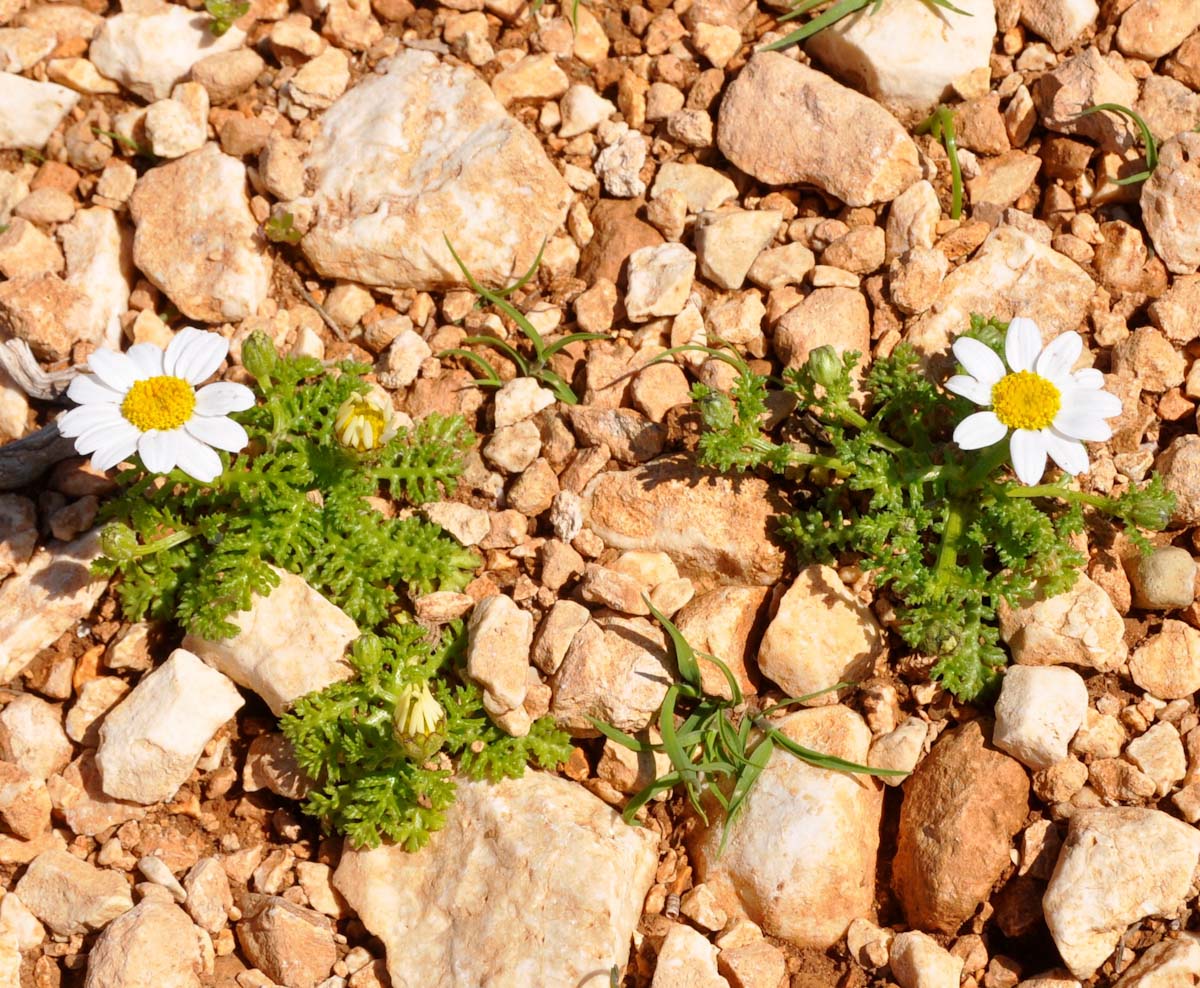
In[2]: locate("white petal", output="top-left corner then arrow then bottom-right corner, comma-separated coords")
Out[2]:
1044,429 -> 1090,476
945,374 -> 993,406
57,404 -> 122,438
173,432 -> 223,483
76,420 -> 129,454
185,415 -> 249,453
88,349 -> 138,392
138,429 -> 180,474
1009,429 -> 1048,485
952,337 -> 1006,387
1035,331 -> 1082,382
953,410 -> 1007,450
89,424 -> 140,472
1053,411 -> 1113,442
126,342 -> 165,380
194,382 -> 255,416
166,328 -> 228,384
1005,317 -> 1043,373
1071,367 -> 1105,390
67,373 -> 124,406
1075,388 -> 1122,419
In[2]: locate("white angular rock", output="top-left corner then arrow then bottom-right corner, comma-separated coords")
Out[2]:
1044,808 -> 1200,979
183,569 -> 358,716
690,706 -> 882,948
595,128 -> 648,198
0,694 -> 72,782
694,210 -> 781,291
717,53 -> 920,206
806,0 -> 996,115
1020,0 -> 1099,51
15,849 -> 133,936
95,648 -> 244,805
558,84 -> 615,139
869,716 -> 927,784
333,772 -> 657,986
652,924 -> 729,988
129,143 -> 270,323
890,930 -> 964,988
1116,0 -> 1200,60
886,180 -> 941,261
1113,934 -> 1200,987
59,207 -> 132,350
757,565 -> 884,701
993,666 -> 1088,770
89,4 -> 246,102
144,82 -> 209,159
907,225 -> 1095,365
624,243 -> 696,322
0,529 -> 107,684
492,377 -> 555,428
1034,49 -> 1140,151
1124,722 -> 1186,796
1141,132 -> 1200,275
297,51 -> 570,291
83,900 -> 202,988
0,74 -> 78,150
999,572 -> 1127,673
466,594 -> 533,734
650,162 -> 738,213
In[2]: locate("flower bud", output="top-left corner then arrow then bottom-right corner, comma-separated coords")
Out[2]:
335,391 -> 399,453
100,523 -> 141,562
240,331 -> 278,385
807,346 -> 844,390
392,682 -> 447,762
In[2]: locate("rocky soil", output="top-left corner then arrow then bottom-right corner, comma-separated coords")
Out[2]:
3,0 -> 1200,985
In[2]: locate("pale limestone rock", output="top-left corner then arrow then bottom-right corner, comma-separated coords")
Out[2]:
95,648 -> 244,805
0,529 -> 107,684
747,243 -> 816,290
0,494 -> 36,579
691,706 -> 881,948
806,0 -> 996,115
531,599 -> 590,675
1124,722 -> 1186,796
1034,49 -> 1140,151
129,143 -> 270,323
0,892 -> 44,951
15,849 -> 133,936
0,219 -> 62,278
1141,133 -> 1200,275
0,273 -> 96,361
717,53 -> 920,206
558,84 -> 614,139
137,856 -> 186,902
1113,934 -> 1200,987
493,377 -> 555,427
89,4 -> 246,101
652,924 -> 729,988
236,895 -> 336,988
1129,619 -> 1200,699
422,501 -> 491,546
886,179 -> 941,261
1000,573 -> 1126,672
144,82 -> 208,159
1116,0 -> 1200,60
191,48 -> 263,104
773,286 -> 870,372
694,210 -> 781,291
1021,0 -> 1098,52
0,761 -> 50,839
84,900 -> 201,988
673,586 -> 768,700
868,717 -> 927,784
595,128 -> 648,198
550,613 -> 671,733
466,595 -> 533,734
47,752 -> 146,837
1044,808 -> 1200,979
0,694 -> 71,781
650,162 -> 737,213
66,676 -> 130,746
1131,546 -> 1196,609
583,456 -> 787,588
0,74 -> 78,150
46,56 -> 120,96
183,569 -> 357,716
288,46 -> 350,110
757,565 -> 883,701
624,243 -> 696,321
993,665 -> 1088,770
333,772 -> 657,986
491,52 -> 569,106
0,26 -> 54,72
890,931 -> 964,988
297,51 -> 570,291
907,226 -> 1094,365
59,207 -> 133,350
376,329 -> 431,390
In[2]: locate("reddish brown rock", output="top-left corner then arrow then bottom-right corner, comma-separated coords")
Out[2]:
893,720 -> 1030,932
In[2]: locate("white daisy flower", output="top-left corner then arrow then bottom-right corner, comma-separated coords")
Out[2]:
334,390 -> 399,452
58,328 -> 255,483
946,317 -> 1122,486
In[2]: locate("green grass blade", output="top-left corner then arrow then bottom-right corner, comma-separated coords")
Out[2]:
534,368 -> 579,405
460,336 -> 530,377
444,235 -> 548,354
587,716 -> 647,752
492,240 -> 545,299
766,727 -> 909,777
776,0 -> 833,23
758,681 -> 855,717
538,332 -> 610,360
697,651 -> 744,705
659,686 -> 697,785
647,595 -> 702,689
437,349 -> 503,387
761,0 -> 869,50
1080,103 -> 1158,180
621,773 -> 683,825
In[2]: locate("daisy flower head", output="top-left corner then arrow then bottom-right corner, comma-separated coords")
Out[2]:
59,328 -> 255,483
945,317 -> 1122,486
334,389 -> 399,453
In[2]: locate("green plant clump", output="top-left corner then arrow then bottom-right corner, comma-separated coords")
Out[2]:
283,624 -> 573,850
205,0 -> 249,35
593,600 -> 904,848
690,318 -> 1173,701
94,332 -> 480,639
264,212 -> 304,245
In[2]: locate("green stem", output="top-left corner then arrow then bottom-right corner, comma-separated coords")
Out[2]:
1005,485 -> 1110,510
933,500 -> 966,587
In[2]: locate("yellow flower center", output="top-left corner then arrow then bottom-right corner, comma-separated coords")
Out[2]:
120,376 -> 196,432
335,394 -> 393,452
991,371 -> 1061,431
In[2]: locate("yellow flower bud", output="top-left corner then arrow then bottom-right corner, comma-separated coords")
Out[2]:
392,682 -> 447,762
334,392 -> 398,452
